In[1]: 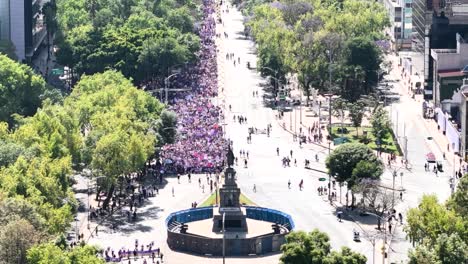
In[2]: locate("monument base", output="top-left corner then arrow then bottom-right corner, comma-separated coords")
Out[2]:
212,207 -> 248,233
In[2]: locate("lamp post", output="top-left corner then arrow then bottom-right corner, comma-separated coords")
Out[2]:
164,73 -> 180,104
222,212 -> 226,264
365,212 -> 389,264
327,137 -> 332,200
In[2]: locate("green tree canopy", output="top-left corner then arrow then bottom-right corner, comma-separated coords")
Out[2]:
27,243 -> 104,264
326,143 -> 383,187
370,105 -> 390,145
280,229 -> 367,264
0,55 -> 47,126
405,195 -> 466,246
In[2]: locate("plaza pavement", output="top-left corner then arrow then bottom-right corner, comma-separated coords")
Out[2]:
80,4 -> 455,264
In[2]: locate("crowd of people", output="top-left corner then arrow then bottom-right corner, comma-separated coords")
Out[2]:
160,0 -> 227,174
102,240 -> 163,263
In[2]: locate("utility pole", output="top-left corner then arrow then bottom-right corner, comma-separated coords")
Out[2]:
222,212 -> 226,264
392,170 -> 396,209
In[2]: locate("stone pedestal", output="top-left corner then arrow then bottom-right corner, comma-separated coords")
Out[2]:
212,207 -> 248,232
212,167 -> 248,232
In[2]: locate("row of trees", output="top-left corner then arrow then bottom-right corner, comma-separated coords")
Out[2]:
52,0 -> 200,84
0,54 -> 168,262
244,0 -> 389,102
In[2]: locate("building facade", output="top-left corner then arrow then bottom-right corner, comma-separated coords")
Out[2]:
431,33 -> 468,106
381,0 -> 413,50
0,0 -> 46,61
412,0 -> 468,98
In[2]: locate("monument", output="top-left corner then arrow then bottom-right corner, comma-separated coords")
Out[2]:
212,145 -> 248,232
165,144 -> 295,256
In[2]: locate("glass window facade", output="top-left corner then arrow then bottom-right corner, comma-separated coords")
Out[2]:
0,0 -> 10,40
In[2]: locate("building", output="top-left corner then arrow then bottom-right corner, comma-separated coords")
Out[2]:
0,0 -> 47,61
412,0 -> 468,98
380,0 -> 413,50
431,33 -> 468,106
401,0 -> 413,49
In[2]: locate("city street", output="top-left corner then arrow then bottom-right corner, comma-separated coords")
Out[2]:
85,4 -> 455,264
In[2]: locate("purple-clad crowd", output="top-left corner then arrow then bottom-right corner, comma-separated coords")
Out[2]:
160,0 -> 227,173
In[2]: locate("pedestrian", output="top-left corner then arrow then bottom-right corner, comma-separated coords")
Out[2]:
172,187 -> 174,197
288,180 -> 291,189
188,173 -> 191,183
177,175 -> 180,183
400,191 -> 403,200
388,223 -> 392,233
253,184 -> 256,192
398,213 -> 403,224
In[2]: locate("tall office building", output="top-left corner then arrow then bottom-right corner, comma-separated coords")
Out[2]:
0,0 -> 46,61
412,0 -> 468,97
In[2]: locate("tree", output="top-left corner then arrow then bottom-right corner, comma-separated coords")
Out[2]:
370,105 -> 390,147
0,55 -> 47,126
157,110 -> 178,146
326,143 -> 383,187
331,98 -> 348,136
352,179 -> 394,215
323,247 -> 367,264
0,141 -> 25,168
347,100 -> 366,136
446,175 -> 468,218
404,195 -> 466,246
343,37 -> 382,93
26,243 -> 69,264
42,0 -> 58,61
27,243 -> 105,264
434,233 -> 468,264
408,233 -> 468,264
0,198 -> 45,231
280,229 -> 331,264
0,219 -> 41,264
280,229 -> 367,264
408,245 -> 440,264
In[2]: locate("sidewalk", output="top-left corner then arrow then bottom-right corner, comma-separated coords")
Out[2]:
390,53 -> 463,176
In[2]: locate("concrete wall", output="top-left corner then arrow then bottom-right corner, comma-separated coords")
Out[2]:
167,231 -> 286,256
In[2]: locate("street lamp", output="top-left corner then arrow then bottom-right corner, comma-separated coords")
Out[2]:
365,212 -> 389,264
391,167 -> 404,209
164,73 -> 180,104
222,212 -> 226,264
327,137 -> 332,200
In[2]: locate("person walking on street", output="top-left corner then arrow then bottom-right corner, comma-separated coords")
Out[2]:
288,180 -> 291,189
172,187 -> 174,197
253,184 -> 256,192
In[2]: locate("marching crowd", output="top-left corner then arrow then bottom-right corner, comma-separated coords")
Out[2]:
160,0 -> 227,174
